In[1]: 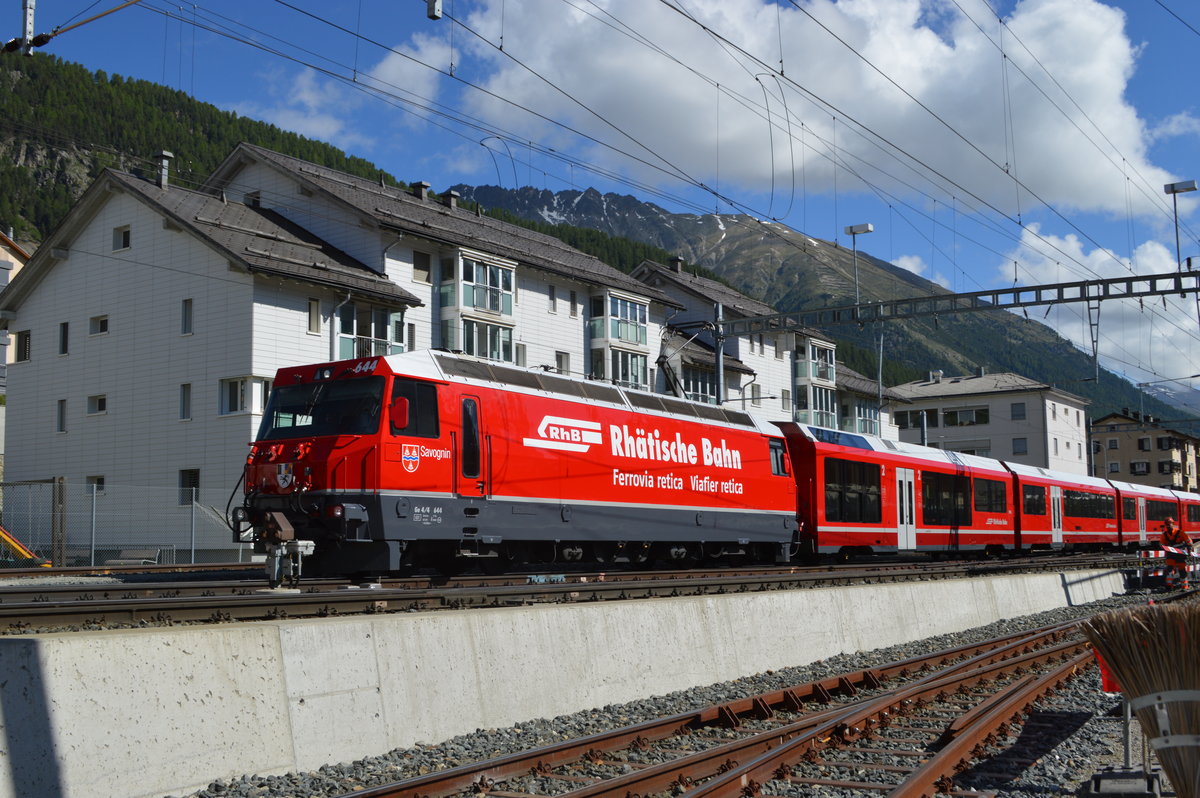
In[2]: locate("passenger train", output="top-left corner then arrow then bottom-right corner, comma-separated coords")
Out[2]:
231,351 -> 1200,581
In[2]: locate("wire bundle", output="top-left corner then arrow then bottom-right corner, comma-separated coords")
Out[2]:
1083,603 -> 1200,798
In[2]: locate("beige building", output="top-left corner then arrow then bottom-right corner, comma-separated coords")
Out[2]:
1091,411 -> 1199,491
889,369 -> 1090,475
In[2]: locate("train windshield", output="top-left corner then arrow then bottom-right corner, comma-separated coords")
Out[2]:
256,376 -> 385,441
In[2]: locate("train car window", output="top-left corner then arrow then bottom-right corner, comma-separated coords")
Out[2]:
921,471 -> 971,526
1146,500 -> 1176,522
1188,505 -> 1200,524
461,398 -> 481,479
1123,498 -> 1138,521
1022,485 -> 1047,515
769,440 -> 789,476
973,478 -> 1007,513
390,379 -> 439,438
823,458 -> 881,523
809,427 -> 872,450
1063,490 -> 1115,519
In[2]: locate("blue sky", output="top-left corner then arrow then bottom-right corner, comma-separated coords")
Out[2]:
18,0 -> 1200,390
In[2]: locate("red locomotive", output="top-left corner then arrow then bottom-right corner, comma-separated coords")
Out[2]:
232,351 -> 1199,583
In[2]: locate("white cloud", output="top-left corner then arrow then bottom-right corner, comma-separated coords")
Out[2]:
1148,112 -> 1200,144
387,0 -> 1179,223
998,225 -> 1200,384
232,68 -> 374,154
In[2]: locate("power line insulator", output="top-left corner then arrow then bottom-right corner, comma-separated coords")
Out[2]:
2,38 -> 25,53
30,33 -> 52,48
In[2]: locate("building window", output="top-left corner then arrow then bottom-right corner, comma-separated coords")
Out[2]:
307,299 -> 320,335
1053,438 -> 1059,456
1138,437 -> 1151,451
555,351 -> 570,375
811,386 -> 837,428
1010,402 -> 1026,421
1012,437 -> 1028,456
89,315 -> 109,335
15,330 -> 31,362
462,258 -> 514,314
1108,461 -> 1120,473
1159,460 -> 1179,475
178,469 -> 200,505
589,295 -> 648,345
412,251 -> 432,284
338,303 -> 404,358
569,290 -> 578,318
781,389 -> 791,412
179,383 -> 192,420
809,345 -> 835,381
220,377 -> 271,415
56,399 -> 66,433
1131,461 -> 1150,476
181,298 -> 193,335
548,285 -> 558,313
855,401 -> 879,435
1051,404 -> 1057,420
58,322 -> 68,355
683,366 -> 717,404
514,343 -> 526,367
86,476 -> 106,494
112,225 -> 130,250
774,337 -> 783,359
1107,438 -> 1118,449
407,323 -> 417,352
86,394 -> 107,415
944,407 -> 989,426
461,319 -> 513,362
751,383 -> 762,407
610,349 -> 648,389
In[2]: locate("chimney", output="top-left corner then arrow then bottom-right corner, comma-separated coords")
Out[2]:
443,189 -> 460,210
412,181 -> 430,201
929,370 -> 943,384
670,256 -> 685,273
157,150 -> 174,189
975,366 -> 987,378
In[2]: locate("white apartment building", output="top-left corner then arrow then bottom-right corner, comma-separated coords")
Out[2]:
0,144 -> 679,519
889,369 -> 1090,474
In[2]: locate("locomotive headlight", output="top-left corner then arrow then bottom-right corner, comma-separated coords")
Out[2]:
327,504 -> 345,519
315,367 -> 334,380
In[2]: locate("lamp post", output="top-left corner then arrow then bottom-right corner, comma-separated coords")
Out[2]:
1164,180 -> 1196,272
844,223 -> 873,306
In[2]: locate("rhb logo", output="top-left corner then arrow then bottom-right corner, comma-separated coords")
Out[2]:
402,444 -> 420,472
523,416 -> 603,453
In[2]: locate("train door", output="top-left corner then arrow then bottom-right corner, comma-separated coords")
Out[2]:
1137,497 -> 1147,545
895,467 -> 917,550
457,395 -> 488,497
1049,485 -> 1063,546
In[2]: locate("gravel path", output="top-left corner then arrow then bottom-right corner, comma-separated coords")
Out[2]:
171,590 -> 1178,798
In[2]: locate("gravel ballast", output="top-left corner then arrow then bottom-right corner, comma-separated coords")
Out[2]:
171,590 -> 1176,798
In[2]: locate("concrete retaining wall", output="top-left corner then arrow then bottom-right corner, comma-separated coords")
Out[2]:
0,568 -> 1126,798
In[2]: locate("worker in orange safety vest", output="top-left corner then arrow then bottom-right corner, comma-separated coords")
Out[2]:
1161,517 -> 1194,590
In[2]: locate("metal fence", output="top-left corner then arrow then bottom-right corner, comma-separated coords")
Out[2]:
0,479 -> 254,567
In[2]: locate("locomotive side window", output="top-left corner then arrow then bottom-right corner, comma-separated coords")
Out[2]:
461,398 -> 481,479
1063,490 -> 1115,519
1022,485 -> 1046,515
390,379 -> 440,438
1188,505 -> 1200,523
823,458 -> 881,523
1122,498 -> 1138,521
769,440 -> 789,476
973,478 -> 1007,513
1146,499 -> 1176,522
921,471 -> 971,526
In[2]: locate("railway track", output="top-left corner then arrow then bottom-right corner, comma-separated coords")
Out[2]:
0,553 -> 1143,632
0,553 -> 1141,630
323,621 -> 1101,798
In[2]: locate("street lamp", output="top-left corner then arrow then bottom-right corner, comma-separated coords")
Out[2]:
1164,180 -> 1196,272
844,223 -> 873,306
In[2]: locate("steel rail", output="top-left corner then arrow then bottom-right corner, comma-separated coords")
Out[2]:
327,626 -> 1086,798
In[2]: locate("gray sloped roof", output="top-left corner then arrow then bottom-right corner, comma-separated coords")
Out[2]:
209,143 -> 679,308
663,327 -> 754,376
889,371 -> 1087,405
837,364 -> 909,402
634,259 -> 774,317
114,172 -> 419,306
